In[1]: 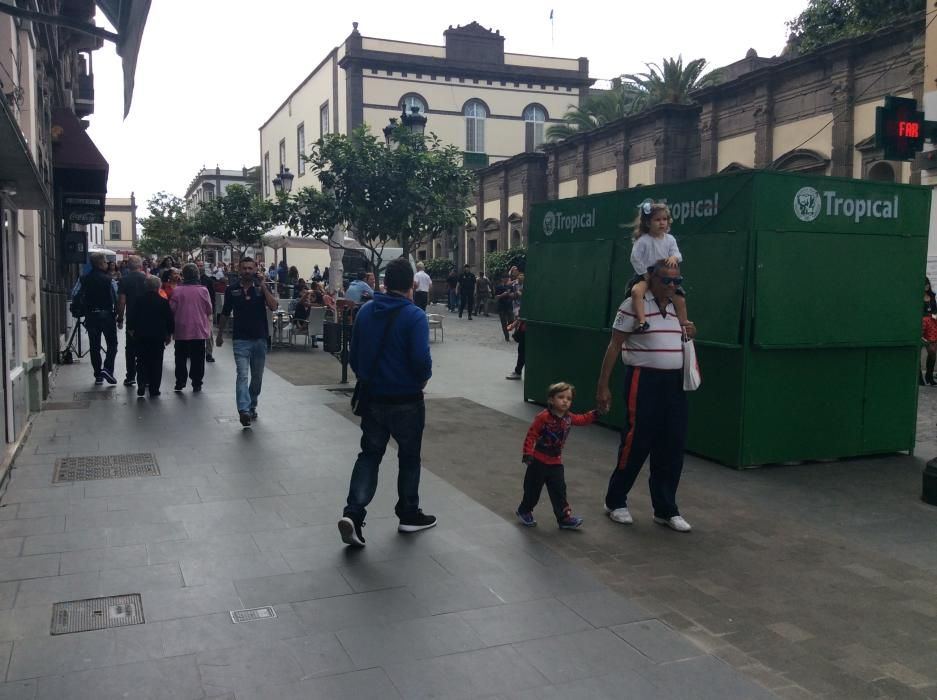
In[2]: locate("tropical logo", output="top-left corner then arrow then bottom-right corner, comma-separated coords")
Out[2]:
793,187 -> 822,222
543,211 -> 556,237
541,208 -> 596,237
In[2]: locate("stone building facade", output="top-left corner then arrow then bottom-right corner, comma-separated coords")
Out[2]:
464,17 -> 924,272
89,195 -> 138,257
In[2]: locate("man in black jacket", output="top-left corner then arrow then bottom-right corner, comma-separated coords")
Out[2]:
116,255 -> 146,385
79,252 -> 119,385
128,276 -> 174,398
457,265 -> 476,320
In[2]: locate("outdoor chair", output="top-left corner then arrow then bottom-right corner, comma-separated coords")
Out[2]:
427,313 -> 444,342
290,306 -> 326,349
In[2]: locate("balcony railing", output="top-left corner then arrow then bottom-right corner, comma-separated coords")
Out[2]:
462,152 -> 489,170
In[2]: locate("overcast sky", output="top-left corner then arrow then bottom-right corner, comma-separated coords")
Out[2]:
86,0 -> 810,215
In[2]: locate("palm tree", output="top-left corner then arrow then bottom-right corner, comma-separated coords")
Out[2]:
622,56 -> 721,107
547,56 -> 721,142
546,79 -> 645,141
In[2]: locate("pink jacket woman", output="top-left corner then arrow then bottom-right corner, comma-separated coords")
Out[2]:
169,281 -> 212,340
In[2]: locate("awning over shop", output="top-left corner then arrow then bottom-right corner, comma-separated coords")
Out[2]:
94,0 -> 151,118
0,96 -> 52,210
52,109 -> 108,222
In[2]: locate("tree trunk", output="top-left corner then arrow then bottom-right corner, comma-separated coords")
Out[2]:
328,224 -> 344,293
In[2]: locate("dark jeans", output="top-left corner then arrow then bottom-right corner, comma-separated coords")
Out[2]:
343,399 -> 425,524
518,459 -> 571,521
135,340 -> 165,394
124,332 -> 137,381
514,328 -> 526,374
605,366 -> 687,519
174,339 -> 206,389
459,291 -> 475,318
447,288 -> 459,311
85,311 -> 118,377
498,308 -> 514,341
414,290 -> 428,310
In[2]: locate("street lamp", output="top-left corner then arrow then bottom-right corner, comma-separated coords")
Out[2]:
383,106 -> 428,148
271,165 -> 294,269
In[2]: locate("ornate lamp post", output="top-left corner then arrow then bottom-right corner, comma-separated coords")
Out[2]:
271,165 -> 294,266
383,105 -> 428,148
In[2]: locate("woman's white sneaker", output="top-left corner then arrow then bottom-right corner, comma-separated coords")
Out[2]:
605,506 -> 633,524
653,515 -> 692,532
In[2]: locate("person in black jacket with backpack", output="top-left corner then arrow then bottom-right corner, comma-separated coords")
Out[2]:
76,252 -> 120,385
128,276 -> 174,398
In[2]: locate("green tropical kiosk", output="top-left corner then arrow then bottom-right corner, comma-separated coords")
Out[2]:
522,170 -> 930,468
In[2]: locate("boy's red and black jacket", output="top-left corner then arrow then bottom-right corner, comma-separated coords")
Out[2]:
522,409 -> 598,465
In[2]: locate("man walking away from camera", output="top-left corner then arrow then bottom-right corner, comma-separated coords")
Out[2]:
338,258 -> 435,547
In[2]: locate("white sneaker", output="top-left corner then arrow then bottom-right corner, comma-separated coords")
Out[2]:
654,515 -> 692,532
605,506 -> 633,524
505,372 -> 522,380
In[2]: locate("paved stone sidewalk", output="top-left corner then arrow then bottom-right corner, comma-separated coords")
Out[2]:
0,329 -> 774,699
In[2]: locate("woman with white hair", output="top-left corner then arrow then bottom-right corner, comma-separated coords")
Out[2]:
169,263 -> 213,392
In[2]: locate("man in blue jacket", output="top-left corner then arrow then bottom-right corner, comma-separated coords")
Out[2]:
338,258 -> 434,547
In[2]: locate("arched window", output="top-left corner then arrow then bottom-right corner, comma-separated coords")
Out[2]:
867,161 -> 896,183
401,94 -> 427,115
464,100 -> 487,153
523,104 -> 546,151
109,220 -> 121,240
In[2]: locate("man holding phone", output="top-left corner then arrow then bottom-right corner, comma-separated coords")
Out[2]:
216,257 -> 278,427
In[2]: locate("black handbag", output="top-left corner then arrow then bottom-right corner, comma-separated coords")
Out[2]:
351,306 -> 404,416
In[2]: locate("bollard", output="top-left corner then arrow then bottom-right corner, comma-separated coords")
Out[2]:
923,458 -> 937,506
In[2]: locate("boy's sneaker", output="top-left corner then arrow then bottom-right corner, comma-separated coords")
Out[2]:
205,354 -> 215,363
516,510 -> 536,527
654,515 -> 692,532
338,516 -> 366,547
123,378 -> 135,387
398,510 -> 437,533
558,515 -> 584,530
100,369 -> 117,385
136,385 -> 146,398
605,506 -> 633,524
505,372 -> 522,380
94,375 -> 104,385
238,411 -> 252,427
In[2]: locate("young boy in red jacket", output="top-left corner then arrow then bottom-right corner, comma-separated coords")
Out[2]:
517,382 -> 599,529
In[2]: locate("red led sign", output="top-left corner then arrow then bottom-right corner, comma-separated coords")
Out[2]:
875,96 -> 927,161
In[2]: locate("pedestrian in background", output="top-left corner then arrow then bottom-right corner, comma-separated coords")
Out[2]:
413,262 -> 432,311
338,258 -> 435,547
116,255 -> 147,386
457,265 -> 476,320
216,257 -> 278,427
475,272 -> 491,317
197,262 -> 217,362
516,382 -> 596,530
446,268 -> 459,312
494,273 -> 514,342
128,276 -> 173,398
170,264 -> 213,393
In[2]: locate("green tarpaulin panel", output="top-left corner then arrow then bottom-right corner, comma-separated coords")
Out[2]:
523,170 -> 930,468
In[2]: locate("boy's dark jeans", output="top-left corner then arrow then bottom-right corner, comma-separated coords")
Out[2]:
135,340 -> 165,394
518,459 -> 571,522
344,399 -> 425,524
86,311 -> 118,377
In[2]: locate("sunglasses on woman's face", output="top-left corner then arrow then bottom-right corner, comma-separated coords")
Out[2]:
657,275 -> 683,286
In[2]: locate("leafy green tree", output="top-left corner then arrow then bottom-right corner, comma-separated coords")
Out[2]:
138,192 -> 190,260
485,247 -> 526,280
423,257 -> 454,280
194,184 -> 273,258
547,82 -> 644,140
786,0 -> 924,53
299,125 -> 475,268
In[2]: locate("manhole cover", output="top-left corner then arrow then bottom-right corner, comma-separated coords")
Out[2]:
42,401 -> 90,410
230,606 -> 277,624
51,594 -> 144,635
53,453 -> 160,483
73,391 -> 121,401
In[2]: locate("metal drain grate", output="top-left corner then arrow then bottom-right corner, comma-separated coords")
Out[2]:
73,391 -> 121,401
230,606 -> 277,623
51,594 -> 144,635
53,453 -> 160,483
42,401 -> 90,410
